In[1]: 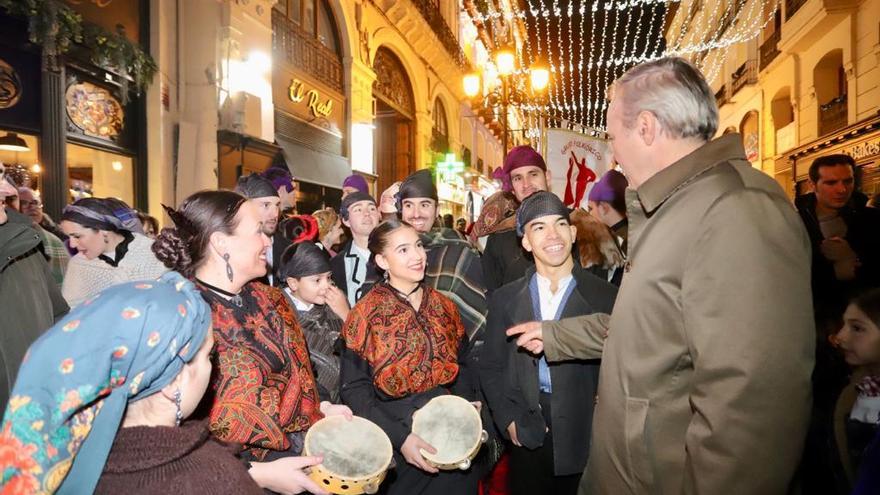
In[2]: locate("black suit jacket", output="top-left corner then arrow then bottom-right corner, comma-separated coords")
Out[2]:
329,241 -> 378,303
480,264 -> 617,476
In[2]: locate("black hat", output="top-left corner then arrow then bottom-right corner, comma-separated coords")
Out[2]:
235,173 -> 278,199
516,191 -> 570,236
395,169 -> 437,211
279,241 -> 331,280
339,191 -> 377,221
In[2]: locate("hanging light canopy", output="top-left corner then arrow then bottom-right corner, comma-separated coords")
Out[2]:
0,132 -> 30,152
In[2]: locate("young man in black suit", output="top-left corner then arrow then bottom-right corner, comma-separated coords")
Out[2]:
480,191 -> 617,495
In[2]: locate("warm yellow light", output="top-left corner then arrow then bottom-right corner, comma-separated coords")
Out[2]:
530,66 -> 550,92
494,48 -> 516,76
112,161 -> 123,172
463,73 -> 481,98
31,163 -> 41,174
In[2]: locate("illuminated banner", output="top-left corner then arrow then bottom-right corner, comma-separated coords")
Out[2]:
545,128 -> 612,209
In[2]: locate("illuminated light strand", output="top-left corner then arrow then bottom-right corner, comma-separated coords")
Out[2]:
469,0 -> 679,23
577,2 -> 586,125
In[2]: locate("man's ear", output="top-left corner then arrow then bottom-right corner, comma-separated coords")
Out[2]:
638,110 -> 657,146
286,277 -> 299,292
341,216 -> 351,229
521,233 -> 533,253
568,224 -> 578,241
544,169 -> 552,185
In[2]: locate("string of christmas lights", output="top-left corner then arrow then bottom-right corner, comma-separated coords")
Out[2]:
465,0 -> 779,130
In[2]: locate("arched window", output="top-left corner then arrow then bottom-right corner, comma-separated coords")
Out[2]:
432,98 -> 449,152
274,0 -> 340,55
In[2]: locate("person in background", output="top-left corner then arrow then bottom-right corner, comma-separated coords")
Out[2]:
455,218 -> 468,240
279,242 -> 348,403
17,186 -> 69,287
379,181 -> 401,221
262,166 -> 298,215
340,219 -> 480,495
0,273 -> 263,495
830,289 -> 880,494
60,197 -> 167,307
442,213 -> 455,230
154,190 -> 350,495
138,211 -> 160,239
341,174 -> 369,199
482,146 -> 552,293
586,169 -> 629,257
0,177 -> 68,409
469,190 -> 518,253
235,173 -> 286,286
312,208 -> 344,256
330,191 -> 380,307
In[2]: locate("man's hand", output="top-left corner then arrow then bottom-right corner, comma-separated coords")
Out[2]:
506,321 -> 544,355
506,421 -> 522,447
820,237 -> 857,262
401,433 -> 439,473
248,456 -> 328,495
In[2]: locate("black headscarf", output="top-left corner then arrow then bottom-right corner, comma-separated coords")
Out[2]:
279,241 -> 332,280
516,191 -> 570,236
339,191 -> 376,221
235,173 -> 278,199
395,169 -> 437,211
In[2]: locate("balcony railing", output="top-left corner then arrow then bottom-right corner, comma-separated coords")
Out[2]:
731,60 -> 758,95
412,0 -> 469,69
760,30 -> 781,71
786,0 -> 807,20
715,84 -> 729,108
819,94 -> 848,136
272,11 -> 344,93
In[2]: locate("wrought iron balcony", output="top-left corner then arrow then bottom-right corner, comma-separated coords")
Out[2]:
731,61 -> 758,95
760,30 -> 781,71
272,11 -> 344,93
715,84 -> 729,108
412,0 -> 469,69
819,94 -> 847,136
786,0 -> 807,20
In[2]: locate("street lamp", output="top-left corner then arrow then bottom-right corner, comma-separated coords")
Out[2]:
462,50 -> 549,153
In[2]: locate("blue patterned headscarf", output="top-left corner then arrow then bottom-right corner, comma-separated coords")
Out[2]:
0,272 -> 212,494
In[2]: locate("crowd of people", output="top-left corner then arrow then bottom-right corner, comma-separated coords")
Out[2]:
0,56 -> 878,495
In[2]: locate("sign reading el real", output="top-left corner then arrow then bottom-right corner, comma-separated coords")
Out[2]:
273,69 -> 343,135
287,78 -> 333,118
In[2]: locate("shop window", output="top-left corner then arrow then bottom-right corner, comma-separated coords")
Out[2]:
66,142 -> 134,205
0,131 -> 40,190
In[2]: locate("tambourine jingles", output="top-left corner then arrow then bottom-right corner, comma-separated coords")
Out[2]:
411,395 -> 488,471
304,415 -> 393,494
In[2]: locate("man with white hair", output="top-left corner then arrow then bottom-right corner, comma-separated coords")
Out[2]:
508,57 -> 814,494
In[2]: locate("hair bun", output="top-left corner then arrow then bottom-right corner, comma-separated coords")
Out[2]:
152,227 -> 194,276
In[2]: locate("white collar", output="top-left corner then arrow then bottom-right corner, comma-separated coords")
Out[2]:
350,242 -> 370,258
285,288 -> 314,312
536,272 -> 573,295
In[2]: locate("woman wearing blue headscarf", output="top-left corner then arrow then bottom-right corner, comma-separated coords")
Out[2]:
0,272 -> 263,494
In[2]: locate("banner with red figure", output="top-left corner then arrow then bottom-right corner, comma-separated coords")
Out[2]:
545,129 -> 612,209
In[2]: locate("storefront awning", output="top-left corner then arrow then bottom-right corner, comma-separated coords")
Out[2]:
276,137 -> 351,190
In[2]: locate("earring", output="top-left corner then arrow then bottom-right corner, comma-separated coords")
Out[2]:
174,389 -> 183,426
223,253 -> 233,282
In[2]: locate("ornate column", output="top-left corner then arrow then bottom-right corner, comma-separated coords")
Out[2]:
40,57 -> 67,220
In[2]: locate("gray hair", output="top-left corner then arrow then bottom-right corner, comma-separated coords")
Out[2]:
611,57 -> 718,142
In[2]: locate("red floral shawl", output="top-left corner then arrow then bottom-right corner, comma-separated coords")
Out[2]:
343,283 -> 464,398
202,282 -> 322,460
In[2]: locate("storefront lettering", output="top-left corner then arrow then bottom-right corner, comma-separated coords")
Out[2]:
844,137 -> 880,161
307,90 -> 333,118
288,78 -> 334,118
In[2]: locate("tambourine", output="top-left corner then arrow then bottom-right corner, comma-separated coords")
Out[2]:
411,395 -> 487,470
304,415 -> 393,494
